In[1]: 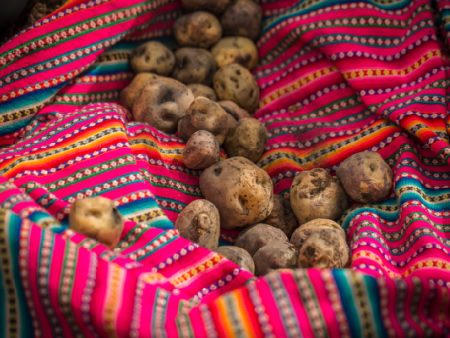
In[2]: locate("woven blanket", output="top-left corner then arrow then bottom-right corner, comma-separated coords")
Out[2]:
0,0 -> 449,336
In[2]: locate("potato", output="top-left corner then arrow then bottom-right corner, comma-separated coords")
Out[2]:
69,197 -> 124,248
199,157 -> 273,229
172,48 -> 216,85
224,117 -> 267,163
120,72 -> 158,109
216,246 -> 255,273
290,168 -> 348,225
235,223 -> 288,255
130,41 -> 175,75
336,151 -> 393,203
188,84 -> 217,101
183,130 -> 220,170
213,63 -> 260,112
211,37 -> 259,70
263,194 -> 298,237
175,199 -> 220,249
177,96 -> 236,145
218,100 -> 250,120
132,76 -> 194,133
253,242 -> 297,276
290,218 -> 349,268
220,0 -> 262,41
180,0 -> 231,15
174,11 -> 222,48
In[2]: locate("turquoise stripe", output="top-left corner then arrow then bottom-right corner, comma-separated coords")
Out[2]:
363,275 -> 388,338
333,270 -> 362,337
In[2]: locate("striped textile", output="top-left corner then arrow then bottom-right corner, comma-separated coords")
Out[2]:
0,0 -> 449,337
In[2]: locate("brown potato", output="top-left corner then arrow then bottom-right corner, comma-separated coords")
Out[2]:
132,76 -> 194,133
253,242 -> 297,276
174,11 -> 222,48
218,100 -> 251,120
180,0 -> 231,15
213,63 -> 260,112
175,199 -> 220,249
220,0 -> 262,41
263,194 -> 298,237
69,197 -> 123,248
290,168 -> 348,225
224,117 -> 267,163
183,130 -> 220,170
188,84 -> 217,101
290,218 -> 349,268
120,73 -> 158,109
130,41 -> 175,75
199,157 -> 273,229
235,223 -> 288,255
211,37 -> 259,70
216,246 -> 255,273
178,96 -> 236,145
336,151 -> 393,203
172,48 -> 216,85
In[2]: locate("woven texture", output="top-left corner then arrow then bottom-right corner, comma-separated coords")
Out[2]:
0,0 -> 449,337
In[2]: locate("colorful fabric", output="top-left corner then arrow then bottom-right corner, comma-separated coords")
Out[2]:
0,0 -> 449,336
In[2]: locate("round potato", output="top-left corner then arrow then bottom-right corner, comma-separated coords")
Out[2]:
216,246 -> 255,273
175,199 -> 220,249
263,194 -> 298,237
290,218 -> 349,268
221,0 -> 262,41
290,168 -> 348,225
253,242 -> 297,276
69,197 -> 123,248
130,41 -> 175,75
213,63 -> 260,112
174,11 -> 222,48
183,130 -> 220,170
188,84 -> 217,101
132,76 -> 194,133
235,223 -> 288,255
178,96 -> 236,145
172,48 -> 216,85
120,72 -> 158,109
224,117 -> 267,163
336,151 -> 393,203
199,157 -> 273,229
180,0 -> 231,15
211,37 -> 259,70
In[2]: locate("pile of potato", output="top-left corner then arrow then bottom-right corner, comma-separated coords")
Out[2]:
67,1 -> 395,275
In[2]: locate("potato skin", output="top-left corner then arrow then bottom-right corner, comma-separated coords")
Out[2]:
218,100 -> 250,120
174,11 -> 222,48
178,97 -> 236,145
199,157 -> 273,229
180,0 -> 231,15
221,0 -> 262,41
132,76 -> 194,133
235,223 -> 288,255
336,151 -> 393,203
120,72 -> 158,109
175,199 -> 220,249
290,168 -> 348,225
172,48 -> 216,85
188,84 -> 217,101
216,246 -> 255,273
224,117 -> 267,163
290,218 -> 349,268
263,194 -> 298,237
211,37 -> 259,70
130,41 -> 175,75
69,197 -> 124,248
213,63 -> 260,112
253,242 -> 297,276
183,130 -> 220,170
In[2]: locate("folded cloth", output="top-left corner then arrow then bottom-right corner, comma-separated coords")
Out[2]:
0,0 -> 449,337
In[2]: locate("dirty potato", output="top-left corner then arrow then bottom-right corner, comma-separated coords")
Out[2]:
183,130 -> 220,170
216,246 -> 255,273
263,194 -> 298,237
235,223 -> 288,255
174,11 -> 222,48
253,242 -> 297,276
